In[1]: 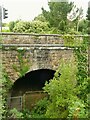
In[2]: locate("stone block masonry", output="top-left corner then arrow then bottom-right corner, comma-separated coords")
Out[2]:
1,33 -> 77,82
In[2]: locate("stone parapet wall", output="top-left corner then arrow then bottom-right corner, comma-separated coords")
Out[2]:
2,33 -> 64,44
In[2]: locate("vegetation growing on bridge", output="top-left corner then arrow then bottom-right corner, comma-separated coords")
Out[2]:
12,49 -> 30,78
1,36 -> 89,119
1,0 -> 90,119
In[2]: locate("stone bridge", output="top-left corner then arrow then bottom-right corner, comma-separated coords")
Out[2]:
1,33 -> 76,83
1,33 -> 89,110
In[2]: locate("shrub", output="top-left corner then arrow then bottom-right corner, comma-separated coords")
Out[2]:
43,57 -> 88,118
31,97 -> 48,118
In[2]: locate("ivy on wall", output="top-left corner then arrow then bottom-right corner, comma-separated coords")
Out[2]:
74,36 -> 89,101
1,71 -> 13,119
1,35 -> 89,119
62,34 -> 89,101
62,35 -> 83,47
12,49 -> 30,78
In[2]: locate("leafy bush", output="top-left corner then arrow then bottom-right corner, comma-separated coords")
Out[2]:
48,27 -> 63,34
8,108 -> 23,119
13,21 -> 27,33
13,20 -> 50,33
43,58 -> 76,118
8,108 -> 31,119
43,57 -> 88,118
0,71 -> 13,119
68,99 -> 88,118
9,21 -> 15,32
31,97 -> 48,118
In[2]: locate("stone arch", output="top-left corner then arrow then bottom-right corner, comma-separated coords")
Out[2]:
10,69 -> 56,97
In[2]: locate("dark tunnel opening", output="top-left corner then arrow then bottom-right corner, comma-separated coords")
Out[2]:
11,69 -> 56,96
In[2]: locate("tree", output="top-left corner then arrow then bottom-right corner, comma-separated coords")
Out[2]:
9,21 -> 15,32
34,14 -> 47,22
87,1 -> 90,34
2,23 -> 7,27
87,1 -> 90,79
78,19 -> 88,33
42,1 -> 74,31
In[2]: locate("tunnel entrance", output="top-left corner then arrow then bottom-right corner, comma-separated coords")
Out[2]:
11,69 -> 55,97
8,69 -> 55,110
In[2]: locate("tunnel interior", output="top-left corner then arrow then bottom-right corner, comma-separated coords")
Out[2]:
11,69 -> 56,96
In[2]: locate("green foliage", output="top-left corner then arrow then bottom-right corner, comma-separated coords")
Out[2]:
0,36 -> 2,44
34,14 -> 47,22
0,60 -> 3,119
29,20 -> 50,33
43,58 -> 79,118
2,72 -> 13,93
1,36 -> 88,119
48,27 -> 63,34
87,5 -> 90,20
68,99 -> 88,118
62,34 -> 83,47
86,3 -> 90,34
9,20 -> 21,32
2,23 -> 7,27
8,108 -> 41,119
1,71 -> 13,119
13,21 -> 27,33
2,23 -> 10,32
12,49 -> 30,77
42,2 -> 74,32
27,40 -> 88,118
78,19 -> 88,33
31,97 -> 48,118
9,21 -> 15,32
21,109 -> 31,119
2,29 -> 10,32
13,20 -> 50,33
8,108 -> 31,119
74,36 -> 88,101
8,108 -> 23,119
42,54 -> 88,118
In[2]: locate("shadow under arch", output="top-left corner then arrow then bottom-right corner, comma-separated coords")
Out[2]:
11,69 -> 56,97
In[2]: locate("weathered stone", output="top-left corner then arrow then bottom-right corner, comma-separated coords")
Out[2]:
2,33 -> 75,82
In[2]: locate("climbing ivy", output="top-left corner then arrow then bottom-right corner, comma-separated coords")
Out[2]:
62,34 -> 89,101
43,56 -> 88,118
74,36 -> 89,101
62,34 -> 83,47
41,35 -> 89,118
1,70 -> 13,119
12,49 -> 30,77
